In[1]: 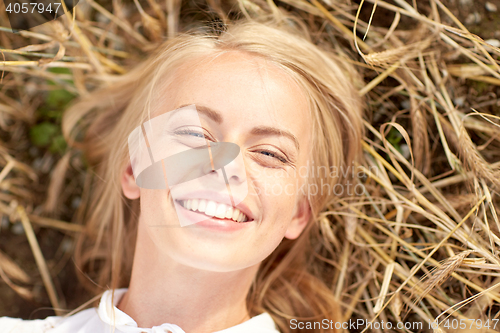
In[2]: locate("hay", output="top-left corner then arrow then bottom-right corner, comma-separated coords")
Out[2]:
1,0 -> 499,331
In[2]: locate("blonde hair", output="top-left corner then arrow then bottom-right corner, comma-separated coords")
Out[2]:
63,17 -> 364,333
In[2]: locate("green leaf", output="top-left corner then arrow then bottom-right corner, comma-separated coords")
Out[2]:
30,122 -> 59,147
386,127 -> 403,155
49,135 -> 67,154
48,67 -> 72,75
46,89 -> 75,109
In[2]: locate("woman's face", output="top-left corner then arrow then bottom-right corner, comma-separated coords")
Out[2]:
122,51 -> 312,272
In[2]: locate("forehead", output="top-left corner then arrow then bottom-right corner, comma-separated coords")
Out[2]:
154,51 -> 311,145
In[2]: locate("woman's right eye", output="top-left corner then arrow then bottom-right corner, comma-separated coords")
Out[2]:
173,127 -> 213,141
175,129 -> 205,138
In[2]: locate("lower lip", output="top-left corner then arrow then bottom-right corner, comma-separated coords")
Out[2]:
175,201 -> 252,231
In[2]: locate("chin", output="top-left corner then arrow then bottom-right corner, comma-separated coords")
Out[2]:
175,252 -> 262,272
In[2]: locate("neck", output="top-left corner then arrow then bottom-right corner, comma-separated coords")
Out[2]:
117,221 -> 259,333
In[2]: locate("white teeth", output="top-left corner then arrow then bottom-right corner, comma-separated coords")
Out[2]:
231,208 -> 240,221
225,206 -> 233,219
191,199 -> 199,212
198,199 -> 207,212
180,199 -> 248,222
205,201 -> 217,217
215,203 -> 227,218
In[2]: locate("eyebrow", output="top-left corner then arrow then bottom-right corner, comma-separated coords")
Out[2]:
178,104 -> 223,124
177,104 -> 300,152
249,126 -> 299,152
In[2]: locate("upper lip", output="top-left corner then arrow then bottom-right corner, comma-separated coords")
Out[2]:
175,190 -> 255,221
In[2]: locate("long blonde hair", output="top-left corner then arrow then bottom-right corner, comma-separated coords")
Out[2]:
63,16 -> 364,333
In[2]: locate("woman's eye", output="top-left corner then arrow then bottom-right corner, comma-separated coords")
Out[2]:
174,128 -> 212,141
256,150 -> 288,164
181,130 -> 204,138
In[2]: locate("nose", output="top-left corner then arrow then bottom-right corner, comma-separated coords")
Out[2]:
204,142 -> 248,206
221,150 -> 246,184
161,141 -> 243,188
202,142 -> 246,184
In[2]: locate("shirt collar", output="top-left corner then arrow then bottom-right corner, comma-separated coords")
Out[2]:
96,289 -> 278,333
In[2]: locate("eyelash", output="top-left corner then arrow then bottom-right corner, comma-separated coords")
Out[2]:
255,149 -> 288,164
174,128 -> 213,141
174,128 -> 290,166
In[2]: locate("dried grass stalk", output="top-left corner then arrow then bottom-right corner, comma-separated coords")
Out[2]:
416,251 -> 473,305
458,124 -> 500,190
1,0 -> 500,329
0,250 -> 31,284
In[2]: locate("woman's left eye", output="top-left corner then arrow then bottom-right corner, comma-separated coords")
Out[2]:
256,149 -> 288,164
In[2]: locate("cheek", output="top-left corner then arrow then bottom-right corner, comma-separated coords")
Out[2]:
139,189 -> 177,225
253,169 -> 300,221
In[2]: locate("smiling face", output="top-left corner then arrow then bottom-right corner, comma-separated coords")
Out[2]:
121,51 -> 313,272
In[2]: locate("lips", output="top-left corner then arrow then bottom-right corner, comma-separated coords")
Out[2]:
177,199 -> 249,222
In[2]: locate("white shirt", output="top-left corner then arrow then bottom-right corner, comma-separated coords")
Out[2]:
0,289 -> 280,333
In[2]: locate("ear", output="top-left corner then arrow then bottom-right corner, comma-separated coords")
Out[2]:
121,163 -> 141,199
284,195 -> 311,240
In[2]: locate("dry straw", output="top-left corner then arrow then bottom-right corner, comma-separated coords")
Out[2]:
0,0 -> 499,331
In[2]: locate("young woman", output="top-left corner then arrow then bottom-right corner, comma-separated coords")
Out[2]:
0,16 -> 363,333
